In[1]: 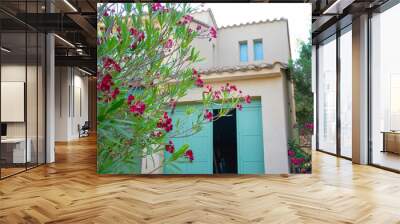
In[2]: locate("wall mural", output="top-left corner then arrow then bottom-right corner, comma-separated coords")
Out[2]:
97,3 -> 312,174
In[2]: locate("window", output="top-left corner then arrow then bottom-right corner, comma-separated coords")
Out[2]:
317,36 -> 337,155
253,39 -> 264,61
239,41 -> 248,62
339,27 -> 352,158
371,3 -> 400,171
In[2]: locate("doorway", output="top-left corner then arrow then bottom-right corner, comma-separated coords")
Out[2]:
213,109 -> 238,174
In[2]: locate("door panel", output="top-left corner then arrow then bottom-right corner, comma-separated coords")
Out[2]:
164,105 -> 213,174
237,100 -> 265,174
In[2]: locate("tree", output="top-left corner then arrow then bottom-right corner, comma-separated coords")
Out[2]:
289,39 -> 313,142
97,3 -> 250,174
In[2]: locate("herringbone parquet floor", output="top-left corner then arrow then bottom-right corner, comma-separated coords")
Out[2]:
1,135 -> 400,224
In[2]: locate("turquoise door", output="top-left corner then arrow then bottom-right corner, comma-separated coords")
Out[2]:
164,104 -> 213,174
237,100 -> 265,174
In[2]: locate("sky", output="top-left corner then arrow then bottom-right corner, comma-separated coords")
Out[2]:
195,3 -> 311,60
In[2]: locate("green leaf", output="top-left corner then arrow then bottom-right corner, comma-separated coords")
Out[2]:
169,144 -> 189,162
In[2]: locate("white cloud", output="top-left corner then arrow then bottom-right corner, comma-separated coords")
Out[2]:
195,3 -> 311,60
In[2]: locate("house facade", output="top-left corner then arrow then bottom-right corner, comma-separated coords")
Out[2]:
142,9 -> 295,174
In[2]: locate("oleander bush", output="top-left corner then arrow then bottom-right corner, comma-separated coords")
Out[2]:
97,3 -> 250,174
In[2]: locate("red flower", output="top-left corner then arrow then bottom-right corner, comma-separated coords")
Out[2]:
210,26 -> 217,39
288,150 -> 295,157
130,101 -> 146,116
103,57 -> 121,72
195,77 -> 204,87
184,149 -> 194,162
130,27 -> 138,36
193,69 -> 203,88
204,109 -> 213,122
290,157 -> 298,165
165,140 -> 175,153
304,122 -> 314,131
290,157 -> 305,166
137,32 -> 145,42
103,10 -> 109,17
111,88 -> 120,99
127,94 -> 135,105
244,95 -> 251,104
229,84 -> 237,92
98,74 -> 113,92
151,3 -> 163,12
130,42 -> 137,50
164,39 -> 173,49
236,103 -> 243,111
157,112 -> 173,132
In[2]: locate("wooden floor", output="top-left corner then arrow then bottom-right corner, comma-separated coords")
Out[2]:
373,150 -> 400,171
1,135 -> 400,223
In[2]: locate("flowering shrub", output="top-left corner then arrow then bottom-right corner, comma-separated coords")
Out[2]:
97,3 -> 250,174
288,140 -> 311,174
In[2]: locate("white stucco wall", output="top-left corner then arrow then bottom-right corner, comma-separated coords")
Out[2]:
142,65 -> 290,174
216,20 -> 290,67
191,10 -> 290,71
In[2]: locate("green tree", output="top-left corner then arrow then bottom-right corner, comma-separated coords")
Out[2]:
289,39 -> 313,130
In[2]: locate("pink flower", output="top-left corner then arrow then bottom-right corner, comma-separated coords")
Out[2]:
137,32 -> 145,42
204,110 -> 213,122
229,84 -> 237,92
244,95 -> 251,104
165,140 -> 175,153
305,122 -> 314,130
111,88 -> 120,99
209,26 -> 217,38
152,131 -> 163,138
196,25 -> 202,31
127,94 -> 135,105
184,149 -> 194,162
203,84 -> 212,94
213,90 -> 221,100
164,39 -> 173,49
183,15 -> 193,24
151,3 -> 163,12
130,101 -> 146,116
103,10 -> 109,17
236,104 -> 243,111
288,150 -> 295,157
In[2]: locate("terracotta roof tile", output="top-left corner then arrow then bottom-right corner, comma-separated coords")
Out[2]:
199,62 -> 288,75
